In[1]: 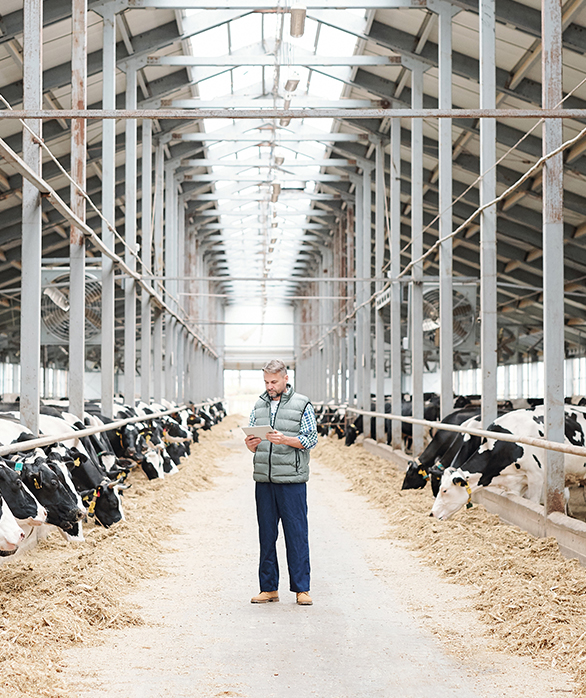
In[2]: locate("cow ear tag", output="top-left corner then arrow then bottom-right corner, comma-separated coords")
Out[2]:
33,477 -> 41,489
15,462 -> 23,472
74,458 -> 81,467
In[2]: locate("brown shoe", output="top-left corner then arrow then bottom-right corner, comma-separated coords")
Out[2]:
251,591 -> 279,604
296,592 -> 313,606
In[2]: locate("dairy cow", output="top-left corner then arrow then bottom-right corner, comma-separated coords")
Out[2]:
0,460 -> 46,527
430,406 -> 586,520
401,407 -> 482,490
0,494 -> 25,554
6,450 -> 86,540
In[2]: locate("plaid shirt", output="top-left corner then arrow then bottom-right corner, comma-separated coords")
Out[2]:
249,389 -> 318,450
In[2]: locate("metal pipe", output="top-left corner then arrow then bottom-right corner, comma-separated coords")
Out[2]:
362,167 -> 371,412
438,5 -> 454,418
375,138 -> 386,443
0,404 -> 202,458
124,67 -> 138,407
390,118 -> 402,450
542,0 -> 566,518
101,3 -> 116,419
480,0 -> 498,427
165,167 -> 176,401
346,407 -> 586,460
4,108 -> 586,120
69,0 -> 87,421
141,119 -> 153,403
153,143 -> 165,402
20,0 -> 43,435
354,179 -> 364,410
411,63 -> 424,456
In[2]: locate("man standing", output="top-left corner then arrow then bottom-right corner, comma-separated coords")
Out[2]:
244,359 -> 317,606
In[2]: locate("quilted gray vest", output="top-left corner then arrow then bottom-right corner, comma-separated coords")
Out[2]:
252,387 -> 311,484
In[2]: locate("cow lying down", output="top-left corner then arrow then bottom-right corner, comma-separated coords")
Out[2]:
430,406 -> 586,520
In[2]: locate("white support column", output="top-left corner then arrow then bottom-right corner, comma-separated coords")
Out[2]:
438,5 -> 454,418
141,119 -> 153,403
176,193 -> 185,401
346,207 -> 356,406
164,167 -> 176,401
101,2 -> 116,418
69,0 -> 87,420
411,63 -> 424,456
354,177 -> 364,410
153,142 -> 165,403
542,0 -> 565,518
21,0 -> 43,434
124,67 -> 137,407
480,0 -> 498,427
362,167 -> 372,410
390,117 -> 402,449
375,138 -> 386,442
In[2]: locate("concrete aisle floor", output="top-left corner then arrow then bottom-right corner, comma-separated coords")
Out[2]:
62,434 -> 574,698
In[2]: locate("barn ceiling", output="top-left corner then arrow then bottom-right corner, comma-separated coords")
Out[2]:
1,0 -> 586,366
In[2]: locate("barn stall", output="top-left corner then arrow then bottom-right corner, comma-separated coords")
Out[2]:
1,0 -> 586,695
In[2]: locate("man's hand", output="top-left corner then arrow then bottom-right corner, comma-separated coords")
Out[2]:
266,430 -> 303,449
266,430 -> 287,446
245,434 -> 261,453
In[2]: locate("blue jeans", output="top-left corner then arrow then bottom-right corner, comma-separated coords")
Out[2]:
255,482 -> 310,593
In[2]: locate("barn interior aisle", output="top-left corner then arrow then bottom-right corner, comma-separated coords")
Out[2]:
61,423 -> 573,698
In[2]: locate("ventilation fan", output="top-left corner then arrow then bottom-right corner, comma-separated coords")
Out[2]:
497,327 -> 517,362
41,273 -> 101,345
422,287 -> 476,349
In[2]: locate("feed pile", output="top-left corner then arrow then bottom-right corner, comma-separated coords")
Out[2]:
315,436 -> 586,695
0,416 -> 235,698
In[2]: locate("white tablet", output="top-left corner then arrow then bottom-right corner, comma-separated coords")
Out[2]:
242,425 -> 275,440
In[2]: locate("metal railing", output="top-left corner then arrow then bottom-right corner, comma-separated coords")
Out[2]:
345,406 -> 586,460
0,402 -> 214,458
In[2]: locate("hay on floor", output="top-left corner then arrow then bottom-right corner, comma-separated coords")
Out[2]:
315,436 -> 586,696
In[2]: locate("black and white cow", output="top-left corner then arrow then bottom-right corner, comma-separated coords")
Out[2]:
430,406 -> 586,520
50,445 -> 127,528
401,407 -> 483,490
0,494 -> 25,554
8,450 -> 86,540
0,460 -> 46,528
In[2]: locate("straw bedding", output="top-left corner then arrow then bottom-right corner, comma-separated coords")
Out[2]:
0,416 -> 235,698
314,435 -> 586,695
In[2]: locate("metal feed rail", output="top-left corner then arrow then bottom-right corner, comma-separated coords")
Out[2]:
0,403 -> 213,458
345,407 -> 586,460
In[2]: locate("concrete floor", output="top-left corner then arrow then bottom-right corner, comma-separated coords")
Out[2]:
62,433 -> 575,698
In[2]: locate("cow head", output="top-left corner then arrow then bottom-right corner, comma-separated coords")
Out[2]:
430,468 -> 475,520
0,460 -> 47,525
401,460 -> 429,490
116,424 -> 141,458
0,496 -> 25,552
20,456 -> 85,535
79,476 -> 128,528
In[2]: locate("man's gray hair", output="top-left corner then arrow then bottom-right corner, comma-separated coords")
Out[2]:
262,359 -> 288,376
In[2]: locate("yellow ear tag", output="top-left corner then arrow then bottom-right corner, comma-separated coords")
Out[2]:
74,458 -> 81,467
33,477 -> 41,489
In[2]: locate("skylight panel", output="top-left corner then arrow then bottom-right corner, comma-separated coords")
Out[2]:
190,24 -> 229,58
232,66 -> 263,93
197,73 -> 232,101
317,23 -> 358,55
228,14 -> 262,52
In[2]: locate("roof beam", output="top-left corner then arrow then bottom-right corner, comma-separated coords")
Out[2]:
147,55 -> 399,67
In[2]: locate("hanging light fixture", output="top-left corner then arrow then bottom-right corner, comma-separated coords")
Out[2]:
289,2 -> 306,38
284,71 -> 300,93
